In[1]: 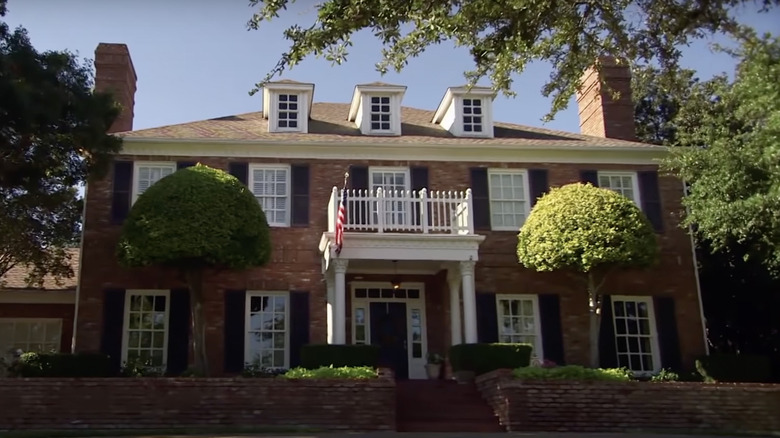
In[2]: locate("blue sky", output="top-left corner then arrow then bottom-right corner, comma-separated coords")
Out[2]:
4,1 -> 778,132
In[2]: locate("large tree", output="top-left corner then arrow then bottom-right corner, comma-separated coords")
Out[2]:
247,0 -> 777,120
517,183 -> 659,367
0,0 -> 122,285
117,164 -> 272,376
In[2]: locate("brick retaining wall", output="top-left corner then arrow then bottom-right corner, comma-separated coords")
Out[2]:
0,376 -> 395,431
476,369 -> 780,433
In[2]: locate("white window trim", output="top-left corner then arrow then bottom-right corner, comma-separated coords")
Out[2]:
0,318 -> 63,356
597,171 -> 642,206
248,164 -> 292,227
244,291 -> 290,369
610,295 -> 661,375
362,94 -> 401,135
272,93 -> 304,133
132,161 -> 176,204
368,166 -> 411,191
495,294 -> 544,360
458,96 -> 493,138
487,168 -> 531,231
121,289 -> 171,368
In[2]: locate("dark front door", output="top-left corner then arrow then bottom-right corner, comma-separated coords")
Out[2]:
370,302 -> 408,379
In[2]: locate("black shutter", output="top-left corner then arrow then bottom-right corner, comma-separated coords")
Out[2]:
580,170 -> 599,186
598,295 -> 618,368
101,288 -> 126,375
653,296 -> 682,371
228,162 -> 248,186
476,292 -> 499,343
289,291 -> 310,368
638,170 -> 664,233
349,166 -> 369,226
528,169 -> 549,208
470,168 -> 491,230
166,288 -> 190,376
410,166 -> 429,226
538,294 -> 565,365
176,161 -> 196,170
111,161 -> 133,224
290,165 -> 310,227
223,289 -> 246,373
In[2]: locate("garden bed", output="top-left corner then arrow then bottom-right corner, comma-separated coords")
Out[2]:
476,369 -> 780,433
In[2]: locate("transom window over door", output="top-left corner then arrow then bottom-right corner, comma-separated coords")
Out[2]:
250,165 -> 290,227
370,167 -> 410,227
277,94 -> 299,129
488,170 -> 529,231
123,291 -> 169,368
496,295 -> 543,359
611,296 -> 659,374
0,318 -> 62,359
245,293 -> 289,368
369,96 -> 391,131
462,98 -> 483,132
599,172 -> 640,204
134,162 -> 175,202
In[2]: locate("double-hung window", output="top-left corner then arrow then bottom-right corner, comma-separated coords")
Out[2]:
370,167 -> 410,227
249,165 -> 290,227
245,292 -> 289,368
133,162 -> 175,203
610,295 -> 660,374
598,172 -> 640,205
122,290 -> 170,368
496,295 -> 543,359
277,94 -> 299,130
0,318 -> 62,360
488,169 -> 530,231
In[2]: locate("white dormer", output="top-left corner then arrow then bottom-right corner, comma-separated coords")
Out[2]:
432,86 -> 497,138
262,80 -> 315,133
348,82 -> 407,136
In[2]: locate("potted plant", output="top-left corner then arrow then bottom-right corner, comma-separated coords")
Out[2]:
425,352 -> 443,379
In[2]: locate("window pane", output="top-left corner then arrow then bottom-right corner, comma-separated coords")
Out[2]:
612,299 -> 656,373
246,294 -> 288,368
251,168 -> 290,226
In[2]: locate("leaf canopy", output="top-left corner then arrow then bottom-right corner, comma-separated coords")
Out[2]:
117,164 -> 272,271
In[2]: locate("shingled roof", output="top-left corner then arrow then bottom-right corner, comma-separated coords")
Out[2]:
120,103 -> 658,149
0,249 -> 79,291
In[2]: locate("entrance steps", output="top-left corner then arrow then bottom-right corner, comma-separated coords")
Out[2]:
395,379 -> 504,432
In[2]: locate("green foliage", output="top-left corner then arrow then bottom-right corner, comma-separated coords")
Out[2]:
695,353 -> 773,383
300,344 -> 379,369
8,352 -> 113,377
513,365 -> 632,381
517,183 -> 658,274
449,343 -> 533,376
664,33 -> 780,273
1,4 -> 121,283
241,358 -> 289,378
649,368 -> 680,382
247,0 -> 777,121
117,164 -> 271,270
118,358 -> 165,377
282,366 -> 378,379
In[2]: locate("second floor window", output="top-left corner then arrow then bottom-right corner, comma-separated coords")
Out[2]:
277,94 -> 299,129
462,98 -> 483,133
134,162 -> 175,203
370,96 -> 391,131
488,169 -> 530,231
250,165 -> 290,227
599,172 -> 639,204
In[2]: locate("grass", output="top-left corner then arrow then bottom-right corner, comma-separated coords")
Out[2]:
0,425 -> 323,438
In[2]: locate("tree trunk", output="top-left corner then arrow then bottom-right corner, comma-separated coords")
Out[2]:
184,268 -> 209,376
587,272 -> 603,368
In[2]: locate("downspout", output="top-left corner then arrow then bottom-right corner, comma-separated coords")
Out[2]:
71,182 -> 88,353
682,180 -> 710,355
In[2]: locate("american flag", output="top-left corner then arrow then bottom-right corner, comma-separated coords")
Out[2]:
334,187 -> 347,255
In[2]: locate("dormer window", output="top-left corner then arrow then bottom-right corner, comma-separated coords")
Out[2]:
433,86 -> 496,138
262,80 -> 314,133
348,82 -> 406,136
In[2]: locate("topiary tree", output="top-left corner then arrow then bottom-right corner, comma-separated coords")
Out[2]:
517,183 -> 659,367
117,164 -> 271,376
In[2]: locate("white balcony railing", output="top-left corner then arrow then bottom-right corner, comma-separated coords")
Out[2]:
327,187 -> 474,235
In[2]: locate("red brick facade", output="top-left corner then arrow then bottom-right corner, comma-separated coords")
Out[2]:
476,369 -> 780,433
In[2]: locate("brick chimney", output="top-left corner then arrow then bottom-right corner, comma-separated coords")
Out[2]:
576,56 -> 636,141
94,43 -> 137,133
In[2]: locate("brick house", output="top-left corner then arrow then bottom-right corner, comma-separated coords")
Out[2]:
74,43 -> 707,378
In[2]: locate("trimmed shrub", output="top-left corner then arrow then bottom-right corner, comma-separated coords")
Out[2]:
283,366 -> 378,379
696,353 -> 772,383
300,344 -> 379,369
513,365 -> 632,381
449,343 -> 533,376
9,352 -> 113,377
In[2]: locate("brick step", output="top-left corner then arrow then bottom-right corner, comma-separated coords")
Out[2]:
397,420 -> 506,433
395,381 -> 503,432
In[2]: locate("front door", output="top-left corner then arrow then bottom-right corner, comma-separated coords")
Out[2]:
369,302 -> 409,379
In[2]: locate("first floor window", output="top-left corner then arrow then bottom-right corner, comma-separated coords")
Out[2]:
496,295 -> 543,359
245,292 -> 288,368
0,318 -> 62,360
250,165 -> 290,226
598,172 -> 639,204
134,162 -> 175,202
123,291 -> 170,368
488,170 -> 529,231
611,295 -> 659,374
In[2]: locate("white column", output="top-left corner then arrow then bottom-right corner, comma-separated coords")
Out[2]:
447,268 -> 462,346
332,258 -> 349,344
326,271 -> 335,344
460,260 -> 478,343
